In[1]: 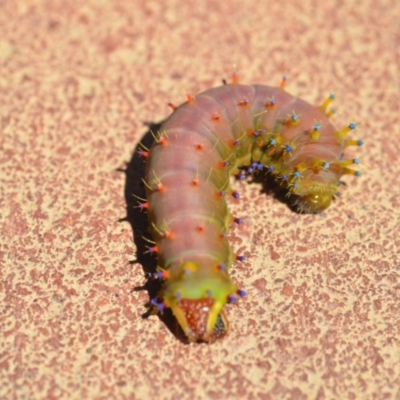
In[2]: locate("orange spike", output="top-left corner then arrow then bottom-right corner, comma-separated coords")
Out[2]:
232,71 -> 239,84
159,270 -> 170,279
238,98 -> 249,106
157,182 -> 166,192
265,97 -> 276,108
136,202 -> 148,211
137,149 -> 149,158
279,76 -> 288,89
164,230 -> 174,239
212,113 -> 221,121
146,245 -> 158,254
159,136 -> 167,146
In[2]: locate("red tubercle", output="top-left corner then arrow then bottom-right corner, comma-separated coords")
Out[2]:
232,71 -> 239,84
279,75 -> 288,89
164,230 -> 174,239
249,129 -> 264,138
156,182 -> 166,192
161,270 -> 170,279
266,148 -> 276,156
238,97 -> 249,106
197,225 -> 205,232
152,221 -> 175,240
192,178 -> 200,186
158,136 -> 167,146
137,149 -> 149,158
211,113 -> 222,122
156,270 -> 170,279
186,93 -> 194,103
219,160 -> 230,169
219,233 -> 227,240
137,202 -> 148,211
232,139 -> 241,147
196,143 -> 205,151
146,245 -> 158,255
265,97 -> 276,109
216,263 -> 227,271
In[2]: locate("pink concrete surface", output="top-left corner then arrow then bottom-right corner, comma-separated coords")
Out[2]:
1,0 -> 399,399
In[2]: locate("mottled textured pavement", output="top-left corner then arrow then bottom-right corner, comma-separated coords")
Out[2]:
1,0 -> 399,399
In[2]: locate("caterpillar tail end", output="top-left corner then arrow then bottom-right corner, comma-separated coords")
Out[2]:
288,190 -> 334,214
297,192 -> 332,213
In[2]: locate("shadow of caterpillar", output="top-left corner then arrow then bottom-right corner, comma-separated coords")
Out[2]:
139,73 -> 363,343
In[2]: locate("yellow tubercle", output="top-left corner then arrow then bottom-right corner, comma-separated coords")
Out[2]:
320,93 -> 335,112
326,109 -> 336,118
310,130 -> 320,141
336,122 -> 357,140
294,162 -> 308,173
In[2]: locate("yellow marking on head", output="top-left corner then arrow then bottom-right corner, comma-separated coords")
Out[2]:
182,261 -> 197,274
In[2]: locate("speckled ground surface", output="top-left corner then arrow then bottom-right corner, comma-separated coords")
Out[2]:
1,0 -> 399,399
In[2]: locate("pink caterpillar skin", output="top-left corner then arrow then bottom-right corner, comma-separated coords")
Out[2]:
143,74 -> 362,343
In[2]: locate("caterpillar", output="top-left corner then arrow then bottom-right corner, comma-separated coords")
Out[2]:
140,73 -> 362,343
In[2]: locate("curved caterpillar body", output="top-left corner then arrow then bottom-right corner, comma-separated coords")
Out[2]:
143,75 -> 362,343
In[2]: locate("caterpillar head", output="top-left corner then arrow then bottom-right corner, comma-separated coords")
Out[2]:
163,262 -> 239,343
171,297 -> 229,343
